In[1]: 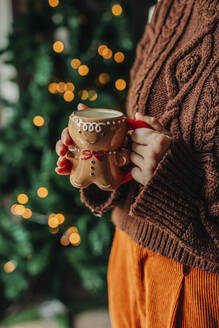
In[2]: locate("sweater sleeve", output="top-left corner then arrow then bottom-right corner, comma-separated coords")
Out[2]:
129,69 -> 219,262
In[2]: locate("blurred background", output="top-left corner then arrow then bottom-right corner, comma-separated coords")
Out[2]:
0,0 -> 156,326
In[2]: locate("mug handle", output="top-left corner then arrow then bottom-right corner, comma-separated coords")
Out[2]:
120,118 -> 154,184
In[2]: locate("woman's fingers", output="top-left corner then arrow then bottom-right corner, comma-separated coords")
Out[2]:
56,140 -> 68,156
77,103 -> 90,111
61,128 -> 73,146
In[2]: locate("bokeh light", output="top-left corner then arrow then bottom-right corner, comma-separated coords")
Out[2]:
57,82 -> 66,93
48,82 -> 57,94
3,261 -> 16,273
48,215 -> 59,228
22,208 -> 32,219
114,51 -> 125,63
64,91 -> 75,102
66,226 -> 78,235
56,213 -> 65,224
13,204 -> 25,216
17,193 -> 29,204
112,4 -> 123,16
37,187 -> 48,198
65,82 -> 75,92
80,90 -> 89,100
60,235 -> 70,246
50,227 -> 59,234
53,41 -> 64,53
33,116 -> 45,127
102,48 -> 112,60
78,65 -> 89,76
71,58 -> 81,69
48,0 -> 59,7
69,232 -> 81,246
98,73 -> 110,84
98,44 -> 108,56
10,204 -> 17,215
88,90 -> 98,101
115,78 -> 126,90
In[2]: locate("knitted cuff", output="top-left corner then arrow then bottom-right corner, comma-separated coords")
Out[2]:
129,137 -> 202,239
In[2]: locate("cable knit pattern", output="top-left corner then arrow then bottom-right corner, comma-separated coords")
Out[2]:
80,0 -> 219,273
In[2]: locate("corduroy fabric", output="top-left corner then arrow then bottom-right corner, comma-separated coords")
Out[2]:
80,0 -> 219,274
107,228 -> 219,328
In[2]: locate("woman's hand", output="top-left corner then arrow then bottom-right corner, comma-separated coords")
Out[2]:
55,103 -> 89,175
130,112 -> 172,186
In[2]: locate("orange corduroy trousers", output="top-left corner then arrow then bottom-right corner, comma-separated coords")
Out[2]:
107,228 -> 219,328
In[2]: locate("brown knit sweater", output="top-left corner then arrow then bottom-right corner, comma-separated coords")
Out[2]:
81,0 -> 219,274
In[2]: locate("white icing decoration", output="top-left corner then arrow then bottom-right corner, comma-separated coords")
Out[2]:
71,117 -> 106,133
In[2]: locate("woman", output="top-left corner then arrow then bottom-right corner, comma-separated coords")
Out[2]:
56,0 -> 219,326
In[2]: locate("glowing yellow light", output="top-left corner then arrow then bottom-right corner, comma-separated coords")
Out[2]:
98,73 -> 110,84
10,204 -> 17,215
22,208 -> 32,219
69,232 -> 81,246
66,226 -> 78,236
112,4 -> 123,16
102,48 -> 112,60
50,227 -> 59,234
48,82 -> 58,94
81,90 -> 89,100
48,0 -> 59,7
88,90 -> 98,101
37,187 -> 48,198
60,235 -> 70,246
57,82 -> 66,93
71,58 -> 81,69
66,82 -> 75,92
4,261 -> 16,273
17,193 -> 29,204
48,216 -> 59,228
64,91 -> 75,102
53,41 -> 64,53
114,51 -> 125,63
56,213 -> 65,224
78,65 -> 89,76
98,45 -> 108,56
14,204 -> 25,216
33,116 -> 45,127
115,78 -> 126,91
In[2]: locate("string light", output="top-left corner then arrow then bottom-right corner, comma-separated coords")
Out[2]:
60,235 -> 70,246
88,90 -> 98,101
56,213 -> 65,224
102,48 -> 112,60
3,261 -> 16,273
65,82 -> 75,92
48,0 -> 59,7
98,45 -> 108,56
17,193 -> 29,204
80,90 -> 89,100
57,82 -> 66,93
13,204 -> 25,216
69,232 -> 81,246
37,187 -> 48,198
71,58 -> 81,69
112,4 -> 123,16
98,73 -> 110,84
49,227 -> 59,234
78,65 -> 89,76
64,91 -> 75,102
66,226 -> 78,235
48,215 -> 59,228
33,116 -> 45,127
22,208 -> 32,219
53,41 -> 64,53
115,78 -> 126,90
114,51 -> 125,63
48,82 -> 57,94
10,204 -> 17,215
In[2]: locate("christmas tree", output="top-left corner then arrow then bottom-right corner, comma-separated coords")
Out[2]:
0,0 -> 155,320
